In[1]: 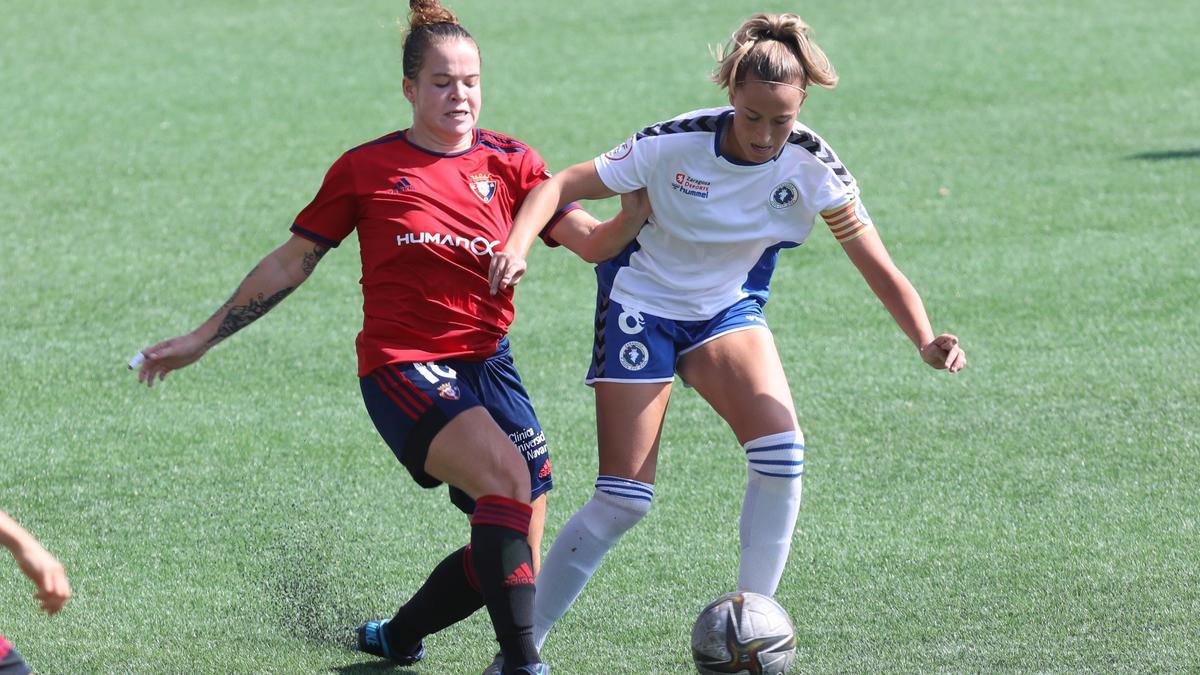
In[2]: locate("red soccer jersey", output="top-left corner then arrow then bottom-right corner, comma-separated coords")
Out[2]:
291,128 -> 577,376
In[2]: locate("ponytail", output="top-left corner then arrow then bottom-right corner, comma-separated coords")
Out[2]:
712,13 -> 837,92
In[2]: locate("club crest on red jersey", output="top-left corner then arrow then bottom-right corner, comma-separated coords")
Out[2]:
469,173 -> 498,203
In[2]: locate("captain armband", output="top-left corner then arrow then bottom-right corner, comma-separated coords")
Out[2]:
820,197 -> 875,243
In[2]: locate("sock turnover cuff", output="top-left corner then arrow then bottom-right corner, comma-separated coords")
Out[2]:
743,429 -> 805,452
471,494 -> 533,535
594,475 -> 655,503
743,430 -> 805,479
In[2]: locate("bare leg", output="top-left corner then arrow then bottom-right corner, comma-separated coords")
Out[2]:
424,407 -> 531,501
528,493 -> 547,576
677,327 -> 797,442
595,381 -> 673,481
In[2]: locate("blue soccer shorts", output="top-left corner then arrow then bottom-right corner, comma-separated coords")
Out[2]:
585,295 -> 770,384
360,337 -> 552,514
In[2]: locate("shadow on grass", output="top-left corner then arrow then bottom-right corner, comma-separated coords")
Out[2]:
1125,148 -> 1200,161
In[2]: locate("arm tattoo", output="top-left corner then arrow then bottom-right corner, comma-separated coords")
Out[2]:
207,287 -> 294,344
301,244 -> 329,277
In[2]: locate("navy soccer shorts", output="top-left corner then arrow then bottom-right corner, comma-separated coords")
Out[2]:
360,337 -> 552,514
586,295 -> 770,384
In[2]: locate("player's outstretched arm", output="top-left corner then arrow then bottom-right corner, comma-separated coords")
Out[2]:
840,229 -> 966,372
0,510 -> 71,616
132,235 -> 329,387
490,161 -> 617,294
548,188 -> 651,264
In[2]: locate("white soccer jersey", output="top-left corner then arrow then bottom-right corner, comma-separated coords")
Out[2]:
594,106 -> 861,321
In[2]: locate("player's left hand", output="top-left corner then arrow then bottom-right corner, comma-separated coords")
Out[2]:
920,333 -> 966,372
488,250 -> 526,295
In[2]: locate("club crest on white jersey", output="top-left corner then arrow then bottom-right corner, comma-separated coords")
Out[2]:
769,181 -> 799,209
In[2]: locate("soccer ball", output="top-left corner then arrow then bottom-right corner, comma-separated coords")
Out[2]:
690,591 -> 797,674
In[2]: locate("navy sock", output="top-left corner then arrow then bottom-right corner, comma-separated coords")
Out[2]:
384,544 -> 485,652
470,495 -> 538,669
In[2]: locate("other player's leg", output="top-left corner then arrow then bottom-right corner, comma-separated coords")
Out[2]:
678,323 -> 803,596
531,380 -> 671,650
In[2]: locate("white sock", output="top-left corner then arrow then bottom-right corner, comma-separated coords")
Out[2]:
532,475 -> 654,649
738,430 -> 805,596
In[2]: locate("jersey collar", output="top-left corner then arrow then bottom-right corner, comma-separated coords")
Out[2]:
401,128 -> 480,158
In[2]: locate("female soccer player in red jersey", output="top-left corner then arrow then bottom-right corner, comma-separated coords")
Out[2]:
489,11 -> 966,659
132,2 -> 645,673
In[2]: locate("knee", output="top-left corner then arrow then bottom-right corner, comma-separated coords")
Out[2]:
478,447 -> 532,503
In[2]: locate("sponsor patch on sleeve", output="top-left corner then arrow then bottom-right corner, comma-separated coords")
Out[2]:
604,136 -> 635,161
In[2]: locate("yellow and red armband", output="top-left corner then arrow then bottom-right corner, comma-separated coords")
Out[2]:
820,198 -> 874,243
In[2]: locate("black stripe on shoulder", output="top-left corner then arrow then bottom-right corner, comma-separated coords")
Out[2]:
480,139 -> 527,153
635,114 -> 722,140
479,130 -> 528,149
479,130 -> 529,154
347,130 -> 406,154
787,130 -> 854,186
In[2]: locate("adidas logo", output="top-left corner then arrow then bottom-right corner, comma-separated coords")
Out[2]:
392,177 -> 415,193
502,563 -> 535,587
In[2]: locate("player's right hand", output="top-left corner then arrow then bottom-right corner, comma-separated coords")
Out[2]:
919,333 -> 966,373
12,540 -> 71,615
488,250 -> 527,295
132,332 -> 209,387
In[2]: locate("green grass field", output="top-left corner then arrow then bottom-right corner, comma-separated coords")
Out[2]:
2,1 -> 1197,672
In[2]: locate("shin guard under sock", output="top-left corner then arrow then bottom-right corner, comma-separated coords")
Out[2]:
471,495 -> 538,668
739,430 -> 805,595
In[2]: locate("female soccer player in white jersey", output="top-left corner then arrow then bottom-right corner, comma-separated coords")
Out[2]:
489,11 -> 967,656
